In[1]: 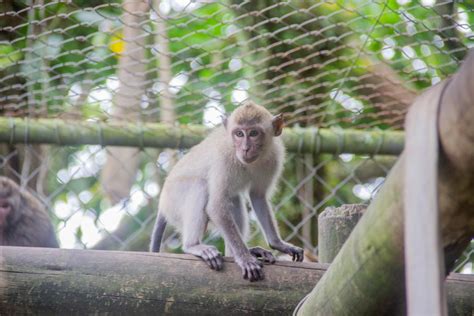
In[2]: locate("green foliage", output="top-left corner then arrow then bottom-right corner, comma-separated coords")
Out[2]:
1,0 -> 472,253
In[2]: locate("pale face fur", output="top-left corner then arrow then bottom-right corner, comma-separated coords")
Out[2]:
225,101 -> 282,165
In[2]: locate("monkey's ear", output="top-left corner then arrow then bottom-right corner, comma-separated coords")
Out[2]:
221,115 -> 228,129
272,113 -> 284,136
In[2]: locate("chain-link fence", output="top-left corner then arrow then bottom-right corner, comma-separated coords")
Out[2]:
0,0 -> 472,273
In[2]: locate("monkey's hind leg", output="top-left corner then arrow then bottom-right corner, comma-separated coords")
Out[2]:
182,208 -> 223,271
182,186 -> 223,270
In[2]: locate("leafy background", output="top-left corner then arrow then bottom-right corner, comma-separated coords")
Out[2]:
0,0 -> 472,272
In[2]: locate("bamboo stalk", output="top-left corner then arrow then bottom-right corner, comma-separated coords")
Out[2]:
0,118 -> 404,155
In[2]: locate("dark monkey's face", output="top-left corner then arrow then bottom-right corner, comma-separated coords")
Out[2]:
0,178 -> 20,228
232,126 -> 266,164
0,198 -> 11,227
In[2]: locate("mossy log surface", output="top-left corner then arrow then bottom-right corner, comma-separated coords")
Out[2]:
0,247 -> 325,315
0,247 -> 472,315
0,118 -> 404,155
318,204 -> 366,264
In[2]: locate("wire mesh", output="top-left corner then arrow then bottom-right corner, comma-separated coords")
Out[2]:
0,0 -> 472,272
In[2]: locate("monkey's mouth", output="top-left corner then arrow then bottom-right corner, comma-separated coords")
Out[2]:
241,153 -> 258,164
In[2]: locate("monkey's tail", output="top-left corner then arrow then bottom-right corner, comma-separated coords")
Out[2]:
149,212 -> 167,252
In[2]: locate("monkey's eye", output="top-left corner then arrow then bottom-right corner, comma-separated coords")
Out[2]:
249,130 -> 259,137
235,130 -> 244,138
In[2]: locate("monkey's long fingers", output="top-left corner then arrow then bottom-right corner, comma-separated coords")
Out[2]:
202,248 -> 223,270
204,248 -> 219,270
281,245 -> 304,262
253,262 -> 265,281
249,247 -> 276,264
245,266 -> 258,282
243,268 -> 249,280
290,247 -> 304,262
207,254 -> 220,271
210,252 -> 223,271
214,255 -> 223,270
298,251 -> 303,262
248,262 -> 265,282
200,252 -> 215,270
263,251 -> 276,264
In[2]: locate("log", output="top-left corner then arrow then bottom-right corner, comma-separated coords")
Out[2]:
318,204 -> 366,263
0,247 -> 472,315
0,247 -> 325,315
296,50 -> 474,315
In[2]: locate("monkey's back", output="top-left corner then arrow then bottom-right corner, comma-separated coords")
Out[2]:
167,126 -> 228,179
6,207 -> 59,248
0,177 -> 59,248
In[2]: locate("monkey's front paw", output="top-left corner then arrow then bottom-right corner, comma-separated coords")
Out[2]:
200,246 -> 223,271
237,256 -> 264,282
249,246 -> 276,264
271,242 -> 304,262
285,245 -> 304,262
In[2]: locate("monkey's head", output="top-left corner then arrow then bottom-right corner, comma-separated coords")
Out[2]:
224,101 -> 284,164
0,177 -> 22,228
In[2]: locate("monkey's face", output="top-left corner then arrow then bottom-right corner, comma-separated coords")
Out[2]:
0,198 -> 11,227
232,126 -> 266,164
0,178 -> 20,227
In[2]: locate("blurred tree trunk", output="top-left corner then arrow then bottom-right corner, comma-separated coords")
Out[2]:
95,1 -> 176,250
100,0 -> 149,204
153,0 -> 176,170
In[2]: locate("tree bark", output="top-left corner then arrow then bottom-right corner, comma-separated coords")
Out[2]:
100,0 -> 149,204
318,204 -> 366,264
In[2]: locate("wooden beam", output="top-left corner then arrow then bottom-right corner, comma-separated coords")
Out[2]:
0,247 -> 325,315
0,247 -> 472,315
318,204 -> 366,264
404,76 -> 447,315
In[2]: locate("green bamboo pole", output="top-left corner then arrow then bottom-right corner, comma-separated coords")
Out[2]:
0,118 -> 404,156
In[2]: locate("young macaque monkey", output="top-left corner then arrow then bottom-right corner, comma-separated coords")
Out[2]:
0,176 -> 59,247
150,101 -> 303,281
